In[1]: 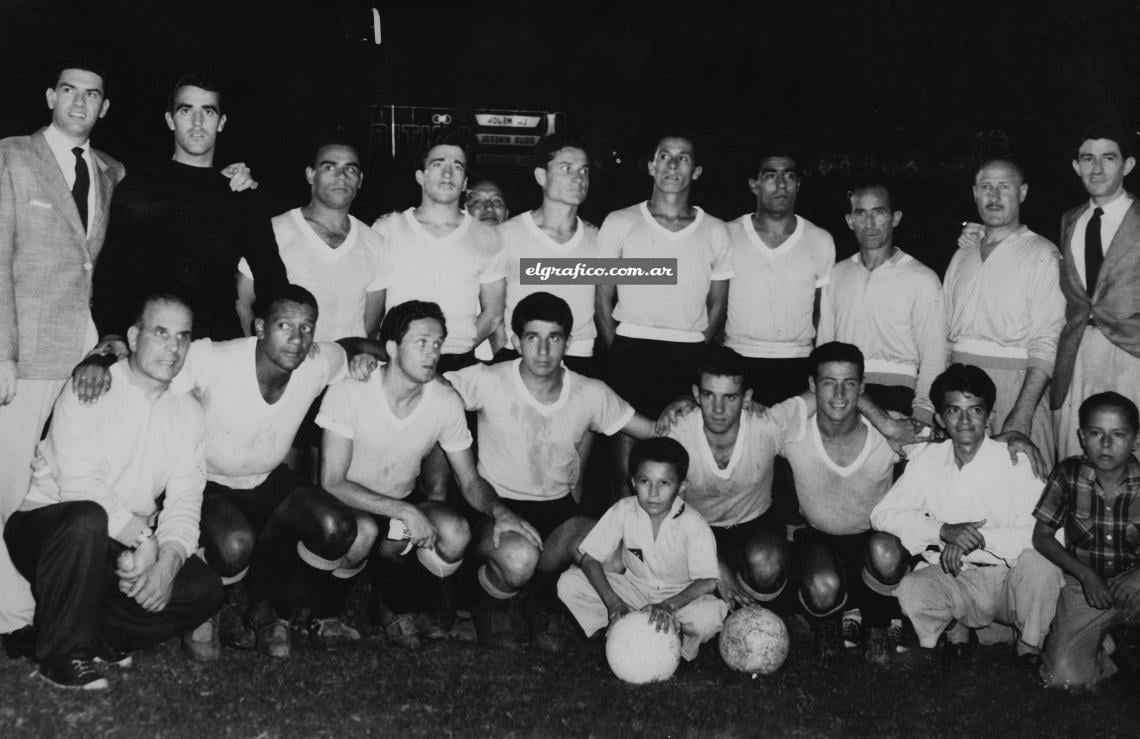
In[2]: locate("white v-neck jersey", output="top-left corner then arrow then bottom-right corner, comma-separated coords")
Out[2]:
317,374 -> 471,499
171,337 -> 347,489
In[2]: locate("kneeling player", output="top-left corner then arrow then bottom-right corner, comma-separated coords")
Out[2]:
445,292 -> 656,650
73,285 -> 377,659
780,343 -> 910,663
318,301 -> 541,648
661,346 -> 916,655
557,437 -> 727,661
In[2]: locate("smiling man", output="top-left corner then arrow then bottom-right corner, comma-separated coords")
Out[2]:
0,61 -> 126,647
466,180 -> 509,227
1052,125 -> 1140,459
871,364 -> 1063,668
947,158 -> 1065,462
93,74 -> 287,342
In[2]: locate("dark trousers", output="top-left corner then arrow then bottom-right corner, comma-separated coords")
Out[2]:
795,527 -> 898,628
200,466 -> 356,623
5,501 -> 222,661
739,356 -> 811,407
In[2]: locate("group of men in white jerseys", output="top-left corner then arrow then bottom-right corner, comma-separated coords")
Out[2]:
5,91 -> 1139,692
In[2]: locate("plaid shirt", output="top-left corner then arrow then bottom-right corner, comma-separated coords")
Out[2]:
1033,455 -> 1140,578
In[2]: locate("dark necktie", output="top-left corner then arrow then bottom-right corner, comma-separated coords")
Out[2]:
1084,206 -> 1104,297
71,146 -> 89,232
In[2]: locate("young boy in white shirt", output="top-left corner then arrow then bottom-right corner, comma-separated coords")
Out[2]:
558,437 -> 727,661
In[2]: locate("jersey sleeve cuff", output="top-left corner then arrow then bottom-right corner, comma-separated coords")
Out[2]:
314,413 -> 354,440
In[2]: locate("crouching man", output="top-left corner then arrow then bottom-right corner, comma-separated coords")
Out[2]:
318,300 -> 541,648
871,364 -> 1062,667
4,295 -> 221,690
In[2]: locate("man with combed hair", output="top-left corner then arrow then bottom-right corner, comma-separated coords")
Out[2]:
664,345 -> 908,662
318,300 -> 541,649
724,143 -> 835,405
780,342 -> 910,664
236,133 -> 389,342
500,135 -> 600,376
93,73 -> 287,342
871,364 -> 1063,668
596,133 -> 733,482
0,61 -> 125,647
446,292 -> 656,650
371,130 -> 506,373
949,157 -> 1065,460
818,177 -> 946,425
5,295 -> 220,690
1052,125 -> 1140,459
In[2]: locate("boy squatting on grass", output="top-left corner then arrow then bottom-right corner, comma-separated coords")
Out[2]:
557,437 -> 728,661
1033,391 -> 1140,689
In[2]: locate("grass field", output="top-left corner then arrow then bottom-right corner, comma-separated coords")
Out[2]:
3,597 -> 1140,739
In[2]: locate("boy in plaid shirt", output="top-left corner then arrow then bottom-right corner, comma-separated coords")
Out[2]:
1033,391 -> 1140,689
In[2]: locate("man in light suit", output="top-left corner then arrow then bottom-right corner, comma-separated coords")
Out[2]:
0,62 -> 125,648
1053,125 -> 1140,458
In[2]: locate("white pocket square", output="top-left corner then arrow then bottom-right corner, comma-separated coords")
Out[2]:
29,199 -> 53,209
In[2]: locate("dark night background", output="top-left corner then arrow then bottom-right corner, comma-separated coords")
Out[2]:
1,0 -> 1138,275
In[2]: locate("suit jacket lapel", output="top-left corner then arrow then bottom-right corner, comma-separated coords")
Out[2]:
31,128 -> 88,241
89,152 -> 113,244
1097,198 -> 1140,298
1059,207 -> 1087,303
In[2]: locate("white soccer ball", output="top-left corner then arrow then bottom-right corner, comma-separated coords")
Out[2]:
719,606 -> 790,675
605,611 -> 681,684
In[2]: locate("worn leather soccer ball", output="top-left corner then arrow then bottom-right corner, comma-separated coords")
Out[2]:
719,606 -> 790,675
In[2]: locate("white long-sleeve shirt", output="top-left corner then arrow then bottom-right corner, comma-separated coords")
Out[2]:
817,249 -> 946,417
870,436 -> 1043,567
22,360 -> 206,561
943,226 -> 1064,374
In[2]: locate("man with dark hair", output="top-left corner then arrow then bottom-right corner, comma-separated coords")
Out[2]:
0,59 -> 126,652
724,143 -> 835,405
371,130 -> 505,374
818,177 -> 945,425
318,300 -> 542,649
93,73 -> 287,342
500,135 -> 600,376
558,436 -> 727,663
73,283 -> 376,660
666,343 -> 910,661
949,157 -> 1064,459
1052,125 -> 1140,459
444,291 -> 655,650
236,134 -> 388,342
596,133 -> 733,482
5,295 -> 220,689
780,342 -> 910,663
872,363 -> 1063,667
